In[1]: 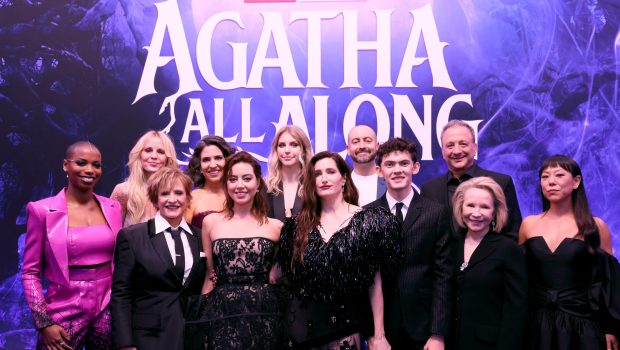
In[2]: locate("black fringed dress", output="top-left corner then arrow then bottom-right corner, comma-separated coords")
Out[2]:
276,206 -> 403,349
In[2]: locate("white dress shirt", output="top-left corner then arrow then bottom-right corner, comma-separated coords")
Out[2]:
154,212 -> 194,284
385,188 -> 414,220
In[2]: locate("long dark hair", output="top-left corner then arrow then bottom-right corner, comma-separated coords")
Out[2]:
187,135 -> 235,187
221,151 -> 269,225
293,151 -> 359,263
539,155 -> 599,251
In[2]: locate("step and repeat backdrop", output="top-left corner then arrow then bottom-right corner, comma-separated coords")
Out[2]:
1,0 -> 618,347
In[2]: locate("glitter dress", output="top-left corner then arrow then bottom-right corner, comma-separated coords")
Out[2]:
185,237 -> 287,350
524,236 -> 605,349
276,206 -> 403,349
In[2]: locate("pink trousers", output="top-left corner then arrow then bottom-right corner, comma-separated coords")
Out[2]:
37,264 -> 112,350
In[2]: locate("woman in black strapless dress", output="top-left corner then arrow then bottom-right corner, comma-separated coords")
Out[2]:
185,151 -> 286,350
519,155 -> 617,350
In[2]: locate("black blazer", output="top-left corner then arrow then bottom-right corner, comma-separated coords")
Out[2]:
366,193 -> 453,344
267,182 -> 302,221
111,220 -> 206,350
451,233 -> 527,350
420,164 -> 522,240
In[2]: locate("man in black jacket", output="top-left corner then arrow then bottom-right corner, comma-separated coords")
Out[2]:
366,138 -> 452,350
420,120 -> 522,240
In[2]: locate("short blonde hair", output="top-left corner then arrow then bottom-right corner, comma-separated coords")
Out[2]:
452,177 -> 507,233
147,167 -> 193,207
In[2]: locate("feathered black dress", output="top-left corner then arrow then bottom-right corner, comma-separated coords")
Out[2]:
276,206 -> 403,349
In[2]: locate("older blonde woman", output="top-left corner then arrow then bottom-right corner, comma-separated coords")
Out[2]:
451,176 -> 527,350
111,130 -> 178,227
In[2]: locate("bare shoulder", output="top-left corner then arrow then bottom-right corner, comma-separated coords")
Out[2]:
267,217 -> 284,230
203,212 -> 226,229
519,213 -> 544,241
594,217 -> 613,254
522,213 -> 544,228
110,182 -> 128,201
265,218 -> 284,241
593,216 -> 609,230
111,181 -> 128,194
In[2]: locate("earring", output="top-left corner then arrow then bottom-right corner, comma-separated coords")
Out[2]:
491,218 -> 496,229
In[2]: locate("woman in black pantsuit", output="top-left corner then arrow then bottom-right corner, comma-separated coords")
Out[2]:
450,177 -> 527,350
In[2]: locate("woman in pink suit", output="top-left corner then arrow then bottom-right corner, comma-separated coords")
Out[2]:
22,141 -> 123,350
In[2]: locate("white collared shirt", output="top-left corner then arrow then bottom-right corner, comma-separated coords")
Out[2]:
154,212 -> 194,284
386,189 -> 414,222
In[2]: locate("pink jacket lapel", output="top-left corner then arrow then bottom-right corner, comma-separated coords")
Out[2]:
46,190 -> 70,284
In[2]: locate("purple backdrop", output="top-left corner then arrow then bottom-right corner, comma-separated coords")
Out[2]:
0,0 -> 618,347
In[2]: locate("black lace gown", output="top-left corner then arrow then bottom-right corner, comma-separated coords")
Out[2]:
524,236 -> 605,350
185,237 -> 287,350
276,206 -> 403,349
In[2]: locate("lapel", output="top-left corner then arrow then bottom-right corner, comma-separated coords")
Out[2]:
466,233 -> 499,270
183,227 -> 202,288
273,183 -> 302,220
46,189 -> 70,284
96,194 -> 122,237
272,185 -> 285,221
402,192 -> 422,229
440,172 -> 451,207
291,185 -> 302,216
148,219 -> 182,284
376,194 -> 390,211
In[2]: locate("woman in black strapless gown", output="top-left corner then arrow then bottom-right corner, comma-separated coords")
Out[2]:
185,151 -> 286,350
519,155 -> 617,350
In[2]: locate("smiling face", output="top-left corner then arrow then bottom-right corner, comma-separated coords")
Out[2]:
64,144 -> 102,192
276,132 -> 302,168
157,178 -> 189,225
461,187 -> 495,236
313,157 -> 347,200
441,125 -> 477,176
140,136 -> 168,175
200,145 -> 226,184
378,150 -> 420,197
540,165 -> 580,204
347,125 -> 379,164
226,162 -> 259,207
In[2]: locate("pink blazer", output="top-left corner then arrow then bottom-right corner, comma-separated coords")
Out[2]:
22,189 -> 122,329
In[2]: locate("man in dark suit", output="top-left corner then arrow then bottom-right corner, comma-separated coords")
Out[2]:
347,125 -> 386,205
111,168 -> 206,350
420,120 -> 522,240
367,138 -> 452,350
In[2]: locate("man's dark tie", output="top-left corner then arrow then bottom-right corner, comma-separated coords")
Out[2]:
170,227 -> 185,280
395,202 -> 404,225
